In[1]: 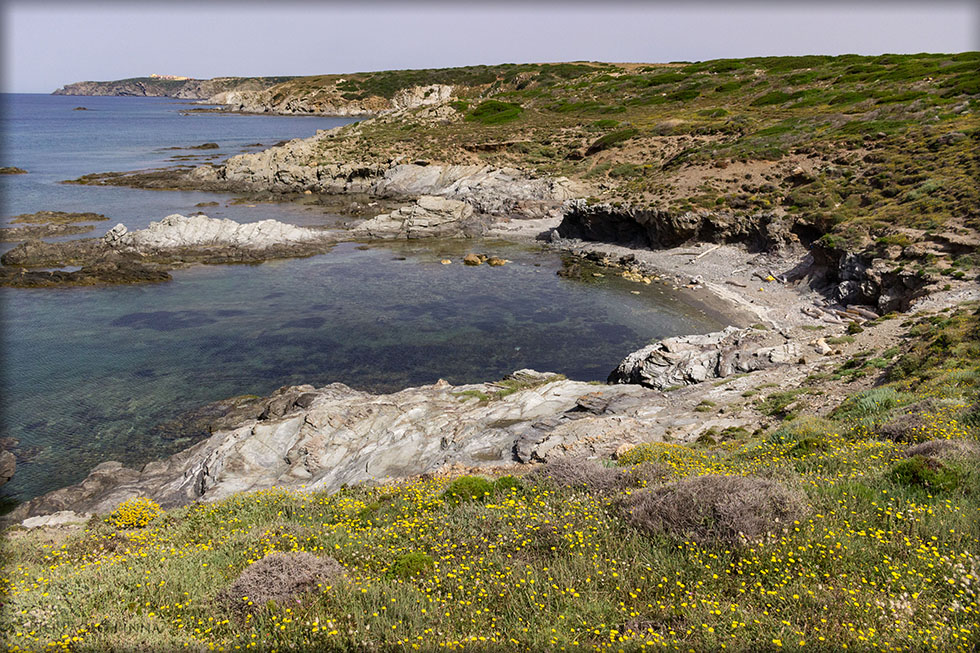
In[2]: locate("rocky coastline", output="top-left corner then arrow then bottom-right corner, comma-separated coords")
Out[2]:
13,265 -> 978,526
0,319 -> 825,523
11,57 -> 977,526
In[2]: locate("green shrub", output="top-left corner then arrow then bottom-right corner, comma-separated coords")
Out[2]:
590,119 -> 620,129
355,502 -> 381,522
789,437 -> 829,455
388,552 -> 435,579
466,100 -> 523,125
768,416 -> 836,445
832,387 -> 912,424
751,91 -> 796,106
886,456 -> 960,493
442,476 -> 493,503
492,475 -> 523,493
757,390 -> 808,417
586,128 -> 638,155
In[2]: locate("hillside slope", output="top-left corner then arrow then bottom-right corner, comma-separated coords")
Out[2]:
135,54 -> 977,311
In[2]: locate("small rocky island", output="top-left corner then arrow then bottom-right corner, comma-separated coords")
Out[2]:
0,213 -> 334,286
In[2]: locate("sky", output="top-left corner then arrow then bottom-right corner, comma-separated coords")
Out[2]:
3,1 -> 978,93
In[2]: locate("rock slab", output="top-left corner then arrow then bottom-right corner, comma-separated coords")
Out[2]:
352,196 -> 477,239
609,326 -> 801,390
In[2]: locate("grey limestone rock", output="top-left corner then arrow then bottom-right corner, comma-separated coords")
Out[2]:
352,195 -> 476,239
9,374 -> 682,521
608,327 -> 800,390
109,214 -> 324,250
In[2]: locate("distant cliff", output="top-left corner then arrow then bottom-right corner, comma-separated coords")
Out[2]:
52,76 -> 298,99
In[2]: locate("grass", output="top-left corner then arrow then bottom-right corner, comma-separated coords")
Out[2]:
453,374 -> 567,403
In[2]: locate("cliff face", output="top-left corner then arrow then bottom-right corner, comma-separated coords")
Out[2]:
52,76 -> 298,99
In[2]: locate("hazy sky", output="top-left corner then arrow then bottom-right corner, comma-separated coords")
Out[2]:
3,1 -> 978,93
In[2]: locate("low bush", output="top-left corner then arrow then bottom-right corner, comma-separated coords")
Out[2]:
886,455 -> 960,493
442,475 -> 493,503
623,475 -> 806,545
492,475 -> 523,493
905,439 -> 980,461
585,128 -> 638,155
465,100 -> 523,125
218,552 -> 345,618
530,457 -> 667,493
108,496 -> 161,529
387,552 -> 435,579
832,386 -> 912,425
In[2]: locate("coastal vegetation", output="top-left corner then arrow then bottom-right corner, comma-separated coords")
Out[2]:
3,306 -> 978,651
264,53 -> 978,276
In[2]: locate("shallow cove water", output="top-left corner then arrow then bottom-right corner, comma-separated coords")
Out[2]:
1,94 -> 726,504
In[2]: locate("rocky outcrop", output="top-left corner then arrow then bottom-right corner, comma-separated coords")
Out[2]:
811,244 -> 935,313
210,83 -> 454,116
608,326 -> 801,390
210,89 -> 385,116
1,224 -> 94,242
352,196 -> 478,239
10,367 -> 778,521
202,146 -> 581,218
1,238 -> 107,267
556,200 -> 793,251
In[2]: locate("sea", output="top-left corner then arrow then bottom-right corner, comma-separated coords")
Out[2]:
0,93 -> 725,504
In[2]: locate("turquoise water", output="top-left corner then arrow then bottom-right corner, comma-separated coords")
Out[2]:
0,94 -> 725,503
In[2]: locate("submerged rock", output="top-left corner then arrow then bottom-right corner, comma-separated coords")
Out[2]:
0,450 -> 15,487
0,260 -> 173,287
10,210 -> 108,225
0,223 -> 95,242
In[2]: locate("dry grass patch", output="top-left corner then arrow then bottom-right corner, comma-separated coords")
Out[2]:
624,474 -> 806,546
217,551 -> 346,618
